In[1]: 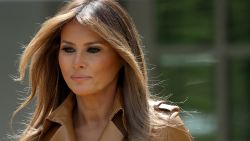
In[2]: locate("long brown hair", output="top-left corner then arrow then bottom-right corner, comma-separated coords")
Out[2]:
13,0 -> 159,140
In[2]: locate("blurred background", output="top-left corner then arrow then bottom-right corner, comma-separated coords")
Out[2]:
0,0 -> 249,141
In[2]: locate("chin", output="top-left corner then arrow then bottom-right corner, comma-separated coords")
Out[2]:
71,88 -> 95,96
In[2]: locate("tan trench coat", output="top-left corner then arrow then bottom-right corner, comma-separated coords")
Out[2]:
38,93 -> 193,141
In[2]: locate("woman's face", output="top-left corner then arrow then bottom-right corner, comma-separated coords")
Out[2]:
58,20 -> 122,96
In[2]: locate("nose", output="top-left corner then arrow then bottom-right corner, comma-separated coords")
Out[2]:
73,53 -> 86,70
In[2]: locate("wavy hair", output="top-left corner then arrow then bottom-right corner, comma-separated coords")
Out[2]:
13,0 -> 163,140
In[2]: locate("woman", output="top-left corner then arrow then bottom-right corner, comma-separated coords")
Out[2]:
13,0 -> 193,140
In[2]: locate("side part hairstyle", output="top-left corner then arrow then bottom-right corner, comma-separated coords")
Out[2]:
13,0 -> 153,140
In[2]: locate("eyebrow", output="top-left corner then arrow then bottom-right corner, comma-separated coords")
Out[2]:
61,40 -> 105,46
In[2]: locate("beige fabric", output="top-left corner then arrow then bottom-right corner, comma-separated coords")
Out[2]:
38,93 -> 192,141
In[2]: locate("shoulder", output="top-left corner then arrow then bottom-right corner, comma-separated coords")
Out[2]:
152,101 -> 183,125
149,100 -> 181,121
149,100 -> 193,141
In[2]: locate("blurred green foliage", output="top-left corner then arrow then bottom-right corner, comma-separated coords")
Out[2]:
156,0 -> 214,44
230,57 -> 250,140
159,64 -> 215,112
228,0 -> 250,43
156,0 -> 250,140
155,55 -> 217,141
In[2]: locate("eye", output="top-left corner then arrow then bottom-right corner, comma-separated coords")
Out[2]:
61,46 -> 75,53
87,47 -> 101,53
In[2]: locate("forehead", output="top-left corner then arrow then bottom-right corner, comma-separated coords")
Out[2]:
60,20 -> 104,43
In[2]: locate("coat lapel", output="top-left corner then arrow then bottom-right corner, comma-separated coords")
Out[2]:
39,93 -> 77,141
40,91 -> 126,141
50,121 -> 76,141
99,120 -> 124,141
99,90 -> 125,141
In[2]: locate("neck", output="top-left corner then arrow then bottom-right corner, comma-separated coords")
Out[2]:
74,86 -> 118,128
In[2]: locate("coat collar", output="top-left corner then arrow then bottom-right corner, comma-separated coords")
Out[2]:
40,91 -> 126,141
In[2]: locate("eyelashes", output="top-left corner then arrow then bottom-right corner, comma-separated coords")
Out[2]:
61,46 -> 75,53
87,47 -> 101,53
60,46 -> 101,54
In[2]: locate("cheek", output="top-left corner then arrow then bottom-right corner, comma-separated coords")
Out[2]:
58,54 -> 71,75
95,56 -> 121,81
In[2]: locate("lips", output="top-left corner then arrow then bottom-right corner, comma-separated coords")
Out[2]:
71,75 -> 92,81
